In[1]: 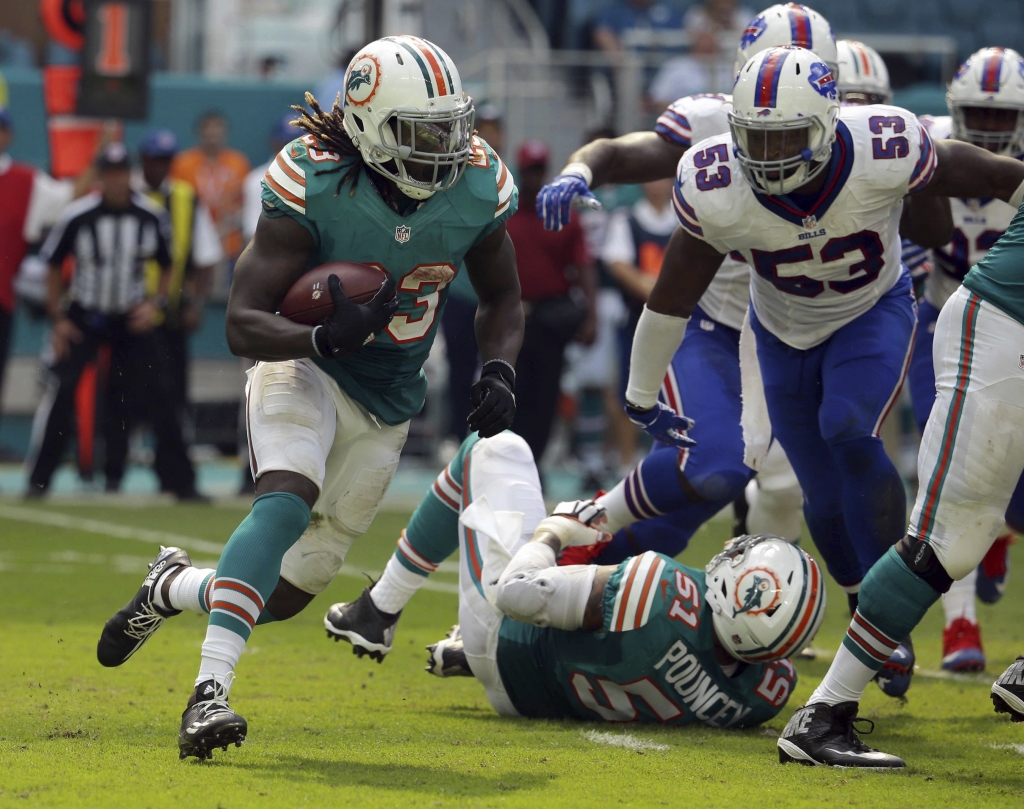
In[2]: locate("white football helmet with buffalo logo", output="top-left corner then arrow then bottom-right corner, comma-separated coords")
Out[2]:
705,534 -> 826,664
735,3 -> 838,77
342,36 -> 475,199
836,40 -> 892,105
947,47 -> 1024,156
730,46 -> 840,195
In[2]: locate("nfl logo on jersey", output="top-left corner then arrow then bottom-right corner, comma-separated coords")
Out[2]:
802,215 -> 818,230
395,225 -> 411,243
1019,353 -> 1024,370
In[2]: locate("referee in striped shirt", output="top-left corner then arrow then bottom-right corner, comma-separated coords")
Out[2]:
27,143 -> 197,498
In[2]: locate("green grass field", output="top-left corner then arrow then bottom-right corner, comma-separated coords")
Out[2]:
2,498 -> 1024,808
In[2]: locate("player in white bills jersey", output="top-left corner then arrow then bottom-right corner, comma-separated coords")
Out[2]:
537,4 -> 844,572
624,45 -> 1024,700
903,47 -> 1024,674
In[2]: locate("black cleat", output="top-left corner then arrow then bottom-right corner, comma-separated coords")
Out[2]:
777,702 -> 906,768
324,586 -> 400,663
97,546 -> 191,667
992,656 -> 1024,721
426,625 -> 474,677
178,678 -> 247,761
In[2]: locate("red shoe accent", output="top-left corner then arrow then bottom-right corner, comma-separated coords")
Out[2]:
558,544 -> 604,566
981,535 -> 1013,579
942,618 -> 985,672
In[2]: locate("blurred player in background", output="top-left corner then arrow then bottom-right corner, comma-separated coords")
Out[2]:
322,429 -> 822,733
902,48 -> 1024,673
171,111 -> 251,265
95,37 -> 524,760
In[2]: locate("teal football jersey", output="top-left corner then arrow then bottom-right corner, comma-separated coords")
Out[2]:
261,134 -> 517,424
496,552 -> 797,728
963,200 -> 1024,326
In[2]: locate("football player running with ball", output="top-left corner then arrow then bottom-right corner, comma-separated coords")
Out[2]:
95,36 -> 524,760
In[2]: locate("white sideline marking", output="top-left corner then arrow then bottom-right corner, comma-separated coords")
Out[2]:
582,730 -> 669,752
990,743 -> 1024,755
916,668 -> 992,684
0,504 -> 459,595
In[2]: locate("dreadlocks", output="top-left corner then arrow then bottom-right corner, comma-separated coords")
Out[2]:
291,91 -> 363,197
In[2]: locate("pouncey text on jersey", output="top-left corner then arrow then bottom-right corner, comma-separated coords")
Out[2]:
495,552 -> 797,728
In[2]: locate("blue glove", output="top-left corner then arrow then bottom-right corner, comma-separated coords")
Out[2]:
625,402 -> 696,449
535,173 -> 602,231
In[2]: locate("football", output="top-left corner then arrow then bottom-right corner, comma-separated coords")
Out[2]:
278,261 -> 389,325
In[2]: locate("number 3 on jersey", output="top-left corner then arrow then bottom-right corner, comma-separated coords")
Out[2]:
386,263 -> 457,343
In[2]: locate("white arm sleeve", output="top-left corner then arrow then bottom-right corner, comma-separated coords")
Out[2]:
624,305 -> 689,409
494,541 -> 598,630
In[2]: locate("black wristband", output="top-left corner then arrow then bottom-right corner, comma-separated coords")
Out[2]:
313,323 -> 333,358
481,359 -> 516,390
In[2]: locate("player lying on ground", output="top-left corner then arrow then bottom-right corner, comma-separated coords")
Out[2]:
329,430 -> 825,727
95,36 -> 524,761
776,103 -> 1024,772
902,47 -> 1024,673
534,5 -> 950,700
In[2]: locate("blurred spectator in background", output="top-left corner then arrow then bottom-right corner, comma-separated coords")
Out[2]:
438,104 -> 506,447
243,114 -> 304,242
27,144 -> 198,499
601,177 -> 676,467
171,111 -> 250,265
649,0 -> 751,102
593,0 -> 685,55
506,140 -> 596,467
0,106 -> 78,457
101,129 -> 223,495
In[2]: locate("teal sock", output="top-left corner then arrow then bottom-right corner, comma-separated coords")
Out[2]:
208,491 -> 311,641
395,486 -> 461,575
842,546 -> 940,669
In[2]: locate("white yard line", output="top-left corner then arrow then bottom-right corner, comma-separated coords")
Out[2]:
0,504 -> 459,595
582,730 -> 669,751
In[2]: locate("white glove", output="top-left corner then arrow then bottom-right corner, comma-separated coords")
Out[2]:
534,499 -> 609,550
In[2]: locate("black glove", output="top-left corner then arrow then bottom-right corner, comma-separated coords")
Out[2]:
468,360 -> 516,438
314,273 -> 399,359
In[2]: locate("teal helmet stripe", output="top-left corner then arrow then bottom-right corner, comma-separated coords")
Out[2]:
423,39 -> 455,95
395,39 -> 435,98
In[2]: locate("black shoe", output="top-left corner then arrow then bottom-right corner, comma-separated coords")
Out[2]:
426,625 -> 474,677
175,488 -> 211,504
992,656 -> 1024,721
97,546 -> 191,667
731,489 -> 750,537
324,586 -> 400,662
178,678 -> 247,761
777,702 -> 906,768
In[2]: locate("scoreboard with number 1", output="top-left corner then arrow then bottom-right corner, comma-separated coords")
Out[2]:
77,0 -> 151,120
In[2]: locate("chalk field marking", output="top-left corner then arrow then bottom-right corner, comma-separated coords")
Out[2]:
582,730 -> 669,751
990,743 -> 1024,755
0,504 -> 459,594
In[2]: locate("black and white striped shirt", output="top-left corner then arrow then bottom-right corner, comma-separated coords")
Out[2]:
41,191 -> 171,314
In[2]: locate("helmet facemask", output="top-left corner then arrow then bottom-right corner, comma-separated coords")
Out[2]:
356,103 -> 475,200
950,103 -> 1024,156
729,113 -> 832,195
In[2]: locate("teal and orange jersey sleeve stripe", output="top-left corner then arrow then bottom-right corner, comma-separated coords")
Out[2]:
263,146 -> 307,215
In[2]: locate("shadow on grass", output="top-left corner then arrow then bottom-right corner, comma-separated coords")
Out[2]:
230,755 -> 551,796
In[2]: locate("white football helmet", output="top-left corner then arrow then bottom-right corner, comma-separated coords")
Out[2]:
836,40 -> 892,105
947,47 -> 1024,156
735,3 -> 838,78
342,35 -> 475,199
705,534 -> 826,664
730,46 -> 840,195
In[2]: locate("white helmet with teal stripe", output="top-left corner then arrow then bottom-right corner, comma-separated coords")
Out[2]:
342,36 -> 475,199
705,534 -> 826,663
